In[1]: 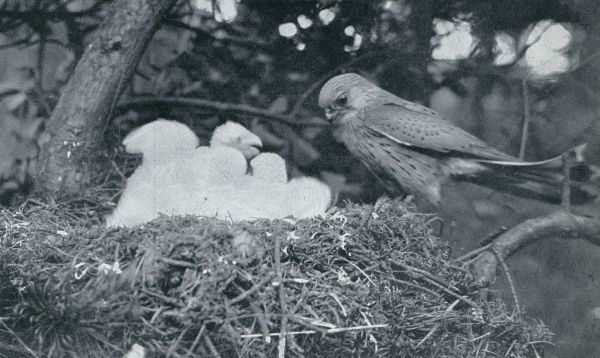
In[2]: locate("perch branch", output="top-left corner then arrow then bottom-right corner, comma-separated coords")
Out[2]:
470,211 -> 600,286
117,97 -> 327,127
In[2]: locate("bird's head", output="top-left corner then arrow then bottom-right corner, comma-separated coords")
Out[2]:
123,119 -> 199,161
318,73 -> 381,125
210,121 -> 263,160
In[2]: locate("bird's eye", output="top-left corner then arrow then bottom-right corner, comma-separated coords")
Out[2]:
335,94 -> 348,107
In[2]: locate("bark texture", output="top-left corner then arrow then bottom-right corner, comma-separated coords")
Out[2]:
37,0 -> 177,194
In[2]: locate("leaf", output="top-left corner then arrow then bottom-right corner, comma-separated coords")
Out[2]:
1,92 -> 27,111
63,0 -> 98,13
320,170 -> 362,196
291,134 -> 320,166
267,96 -> 288,114
250,120 -> 285,148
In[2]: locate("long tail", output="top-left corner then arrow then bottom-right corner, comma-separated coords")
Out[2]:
451,144 -> 599,204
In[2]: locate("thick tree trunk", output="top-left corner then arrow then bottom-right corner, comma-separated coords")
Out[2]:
37,0 -> 177,194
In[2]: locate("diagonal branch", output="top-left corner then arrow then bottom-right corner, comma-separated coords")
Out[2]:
469,211 -> 600,286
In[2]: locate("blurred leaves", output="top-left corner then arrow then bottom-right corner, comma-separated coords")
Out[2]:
1,0 -> 600,202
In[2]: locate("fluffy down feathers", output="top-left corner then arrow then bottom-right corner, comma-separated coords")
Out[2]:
106,119 -> 331,227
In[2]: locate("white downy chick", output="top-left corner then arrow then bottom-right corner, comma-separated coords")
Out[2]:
170,121 -> 263,218
250,152 -> 288,183
209,152 -> 288,220
123,118 -> 199,163
108,118 -> 331,225
283,177 -> 332,218
178,121 -> 261,188
106,119 -> 200,227
211,121 -> 262,160
171,146 -> 250,217
248,152 -> 331,219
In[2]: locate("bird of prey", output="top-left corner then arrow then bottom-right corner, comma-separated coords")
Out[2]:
318,73 -> 596,208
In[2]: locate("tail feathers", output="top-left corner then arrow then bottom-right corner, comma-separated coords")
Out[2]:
474,144 -> 587,169
453,144 -> 598,204
465,171 -> 598,205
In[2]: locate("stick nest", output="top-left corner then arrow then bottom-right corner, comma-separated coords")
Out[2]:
0,194 -> 552,357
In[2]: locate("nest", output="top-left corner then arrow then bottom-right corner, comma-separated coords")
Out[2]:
0,194 -> 551,358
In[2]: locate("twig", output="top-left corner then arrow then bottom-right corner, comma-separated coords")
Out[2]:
491,248 -> 522,320
471,211 -> 600,286
250,303 -> 272,343
561,151 -> 573,211
0,37 -> 30,50
203,336 -> 222,358
159,257 -> 196,268
273,233 -> 288,358
239,324 -> 388,338
390,278 -> 443,298
230,272 -> 274,304
117,97 -> 328,127
340,258 -> 375,286
0,318 -> 39,358
419,275 -> 478,307
167,327 -> 188,358
416,299 -> 460,348
394,262 -> 453,289
142,288 -> 182,307
454,243 -> 492,263
165,19 -> 269,49
393,262 -> 478,307
185,325 -> 206,357
290,51 -> 386,116
518,78 -> 530,160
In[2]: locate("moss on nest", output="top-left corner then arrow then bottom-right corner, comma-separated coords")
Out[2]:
0,195 -> 551,357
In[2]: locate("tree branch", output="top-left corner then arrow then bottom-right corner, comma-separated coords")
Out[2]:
164,19 -> 270,49
470,211 -> 600,286
37,0 -> 179,193
117,97 -> 328,127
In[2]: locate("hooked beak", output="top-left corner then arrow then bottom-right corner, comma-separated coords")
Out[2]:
325,107 -> 335,121
247,135 -> 263,150
242,135 -> 263,160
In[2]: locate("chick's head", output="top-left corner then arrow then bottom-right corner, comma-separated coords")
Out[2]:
210,121 -> 262,160
123,119 -> 199,162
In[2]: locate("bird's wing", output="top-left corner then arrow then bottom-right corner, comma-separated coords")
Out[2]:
474,144 -> 587,168
363,103 -> 514,160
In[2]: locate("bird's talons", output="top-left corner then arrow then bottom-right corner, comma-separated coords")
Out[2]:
353,195 -> 390,235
